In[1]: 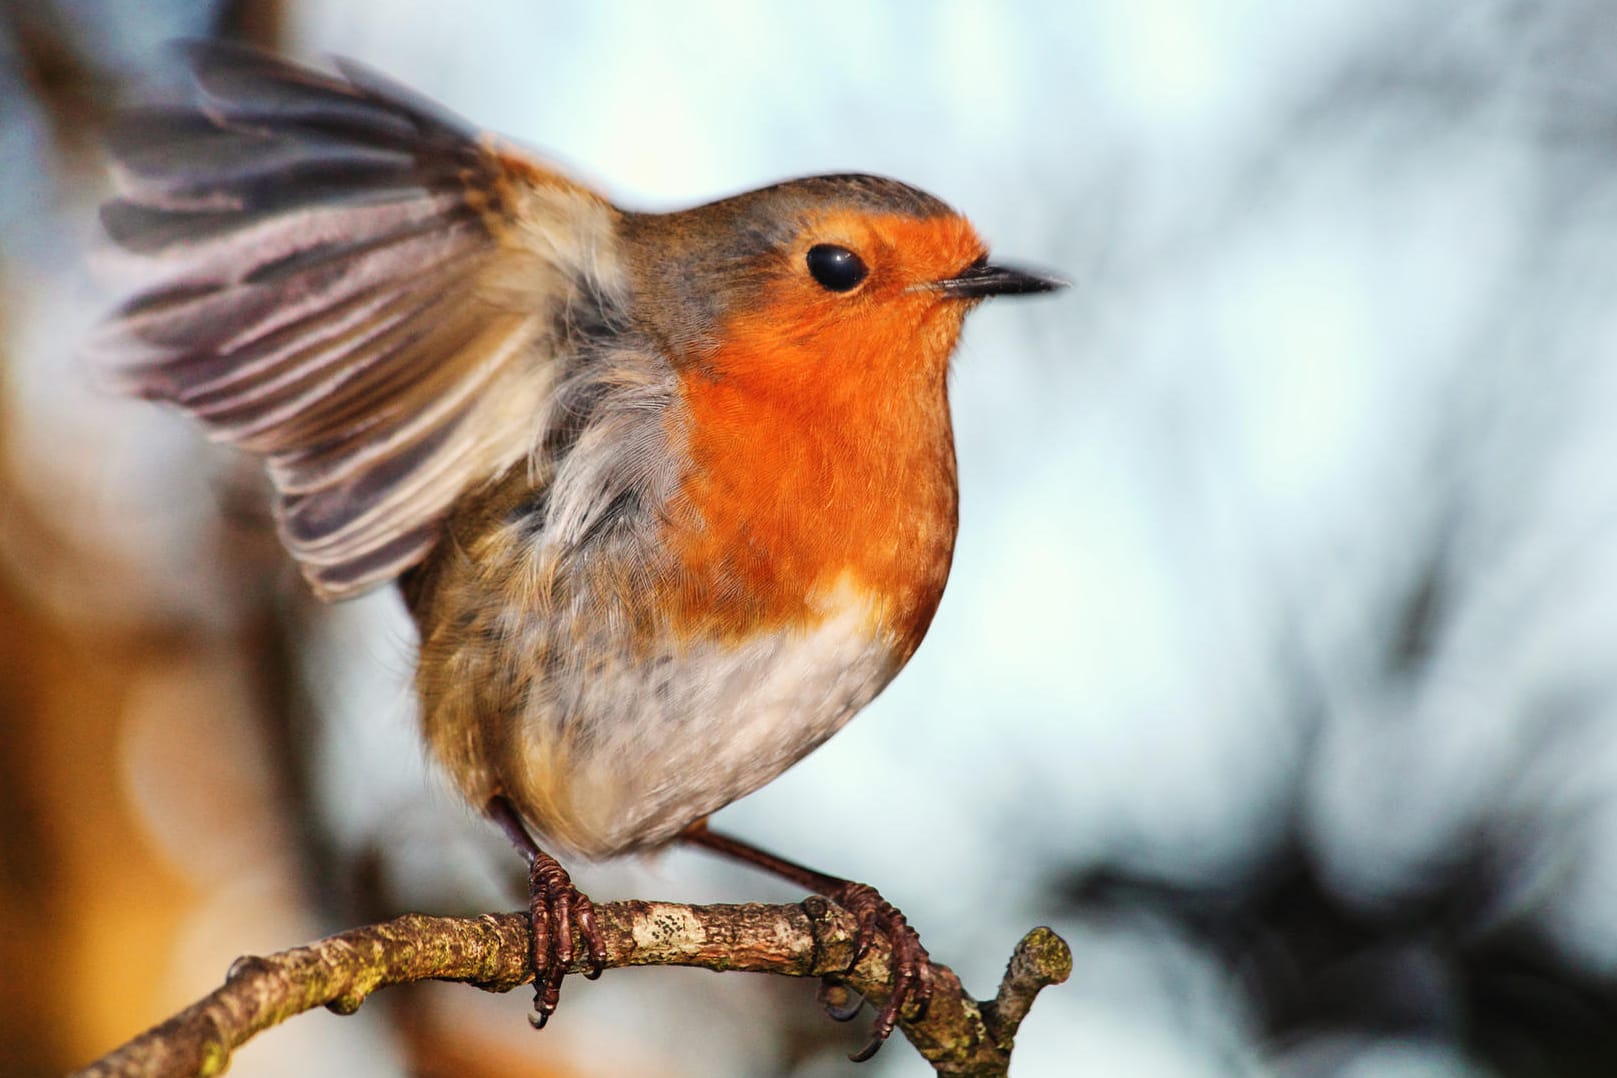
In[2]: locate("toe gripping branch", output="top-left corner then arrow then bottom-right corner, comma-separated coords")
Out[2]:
481,807 -> 959,1059
681,821 -> 935,1061
524,848 -> 606,1027
829,881 -> 934,1061
488,797 -> 607,1026
74,877 -> 1074,1077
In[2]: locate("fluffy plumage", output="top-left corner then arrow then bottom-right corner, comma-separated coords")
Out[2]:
99,43 -> 1004,858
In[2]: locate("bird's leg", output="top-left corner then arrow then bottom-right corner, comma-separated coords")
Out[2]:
680,820 -> 933,1061
487,796 -> 606,1027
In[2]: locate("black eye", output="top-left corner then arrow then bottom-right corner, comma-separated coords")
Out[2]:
805,244 -> 868,292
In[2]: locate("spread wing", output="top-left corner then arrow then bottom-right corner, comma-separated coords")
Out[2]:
95,42 -> 621,599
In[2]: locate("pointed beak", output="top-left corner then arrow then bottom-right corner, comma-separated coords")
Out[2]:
935,260 -> 1068,299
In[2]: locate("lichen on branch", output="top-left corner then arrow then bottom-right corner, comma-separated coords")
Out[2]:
74,899 -> 1070,1078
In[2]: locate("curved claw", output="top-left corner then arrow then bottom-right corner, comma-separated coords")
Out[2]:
524,849 -> 604,1029
819,980 -> 865,1022
849,1036 -> 886,1064
831,882 -> 934,1062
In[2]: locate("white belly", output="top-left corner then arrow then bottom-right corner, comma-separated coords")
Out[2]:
508,584 -> 901,859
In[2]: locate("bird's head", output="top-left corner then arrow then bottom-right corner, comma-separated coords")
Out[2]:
621,174 -> 1063,397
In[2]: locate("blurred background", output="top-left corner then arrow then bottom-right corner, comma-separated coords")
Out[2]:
4,1 -> 1617,1075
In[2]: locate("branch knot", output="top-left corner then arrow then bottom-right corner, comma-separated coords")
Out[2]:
75,902 -> 1069,1077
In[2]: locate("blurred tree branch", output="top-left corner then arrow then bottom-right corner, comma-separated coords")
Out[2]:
73,898 -> 1070,1078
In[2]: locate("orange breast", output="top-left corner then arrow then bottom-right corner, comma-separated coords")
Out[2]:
664,285 -> 966,656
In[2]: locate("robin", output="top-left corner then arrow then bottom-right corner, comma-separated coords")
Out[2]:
98,41 -> 1064,1058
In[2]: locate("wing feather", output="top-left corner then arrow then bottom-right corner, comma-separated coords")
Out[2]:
96,42 -> 622,599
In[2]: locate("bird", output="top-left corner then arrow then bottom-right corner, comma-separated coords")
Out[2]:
96,41 -> 1064,1059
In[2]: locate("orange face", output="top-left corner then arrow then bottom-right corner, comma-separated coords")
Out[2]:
663,210 -> 985,652
717,210 -> 988,387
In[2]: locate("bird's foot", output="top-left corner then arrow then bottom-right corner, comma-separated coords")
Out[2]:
829,882 -> 934,1061
524,849 -> 606,1028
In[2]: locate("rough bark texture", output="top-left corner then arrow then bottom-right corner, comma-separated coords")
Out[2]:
73,899 -> 1070,1077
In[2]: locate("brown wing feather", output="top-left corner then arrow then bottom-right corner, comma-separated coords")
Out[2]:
95,41 -> 621,599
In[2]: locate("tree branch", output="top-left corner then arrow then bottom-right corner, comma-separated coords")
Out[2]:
73,899 -> 1070,1077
